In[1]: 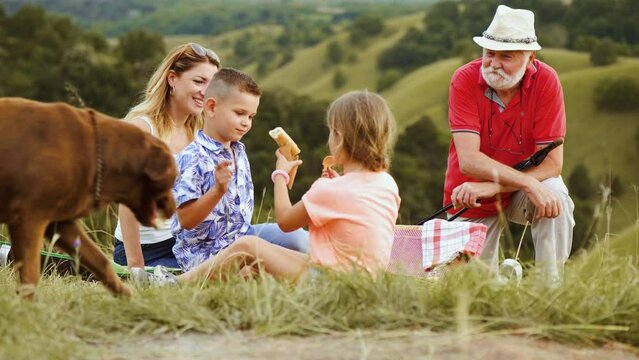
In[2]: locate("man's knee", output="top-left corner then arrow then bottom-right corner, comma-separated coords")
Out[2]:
540,177 -> 569,198
540,176 -> 575,215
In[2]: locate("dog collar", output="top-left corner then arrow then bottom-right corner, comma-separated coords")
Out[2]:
90,111 -> 103,207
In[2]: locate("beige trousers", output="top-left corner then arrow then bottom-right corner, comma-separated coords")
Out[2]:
454,176 -> 575,281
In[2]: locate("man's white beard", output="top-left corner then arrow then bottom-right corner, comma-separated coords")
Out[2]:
481,61 -> 528,90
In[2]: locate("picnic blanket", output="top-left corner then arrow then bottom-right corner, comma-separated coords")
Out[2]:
0,241 -> 179,279
388,219 -> 487,276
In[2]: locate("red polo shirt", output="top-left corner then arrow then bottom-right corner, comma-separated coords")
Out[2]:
444,58 -> 566,218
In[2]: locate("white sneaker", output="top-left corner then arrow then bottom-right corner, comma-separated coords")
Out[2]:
0,244 -> 10,267
130,267 -> 150,287
130,266 -> 178,288
151,265 -> 178,287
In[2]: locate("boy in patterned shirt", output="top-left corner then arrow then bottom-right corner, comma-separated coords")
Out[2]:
170,68 -> 307,272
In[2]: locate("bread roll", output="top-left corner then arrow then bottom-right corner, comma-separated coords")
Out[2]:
269,127 -> 301,189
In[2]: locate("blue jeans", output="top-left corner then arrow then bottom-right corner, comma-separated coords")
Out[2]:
112,237 -> 180,268
248,223 -> 309,254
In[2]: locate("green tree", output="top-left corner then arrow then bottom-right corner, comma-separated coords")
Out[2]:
594,77 -> 639,112
391,116 -> 448,223
376,69 -> 402,92
0,5 -> 137,115
325,41 -> 344,65
590,38 -> 618,66
332,68 -> 347,89
349,14 -> 385,45
568,163 -> 594,200
116,29 -> 165,67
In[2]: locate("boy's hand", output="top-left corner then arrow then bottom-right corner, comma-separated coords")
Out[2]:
214,160 -> 232,194
275,149 -> 302,173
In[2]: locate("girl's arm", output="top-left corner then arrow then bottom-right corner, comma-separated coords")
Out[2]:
273,150 -> 309,232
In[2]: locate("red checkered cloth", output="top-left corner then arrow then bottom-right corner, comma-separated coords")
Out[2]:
388,220 -> 487,276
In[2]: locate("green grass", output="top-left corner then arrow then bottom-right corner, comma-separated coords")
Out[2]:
1,237 -> 637,359
1,190 -> 637,359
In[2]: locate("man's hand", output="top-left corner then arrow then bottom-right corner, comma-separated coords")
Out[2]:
214,160 -> 233,194
451,182 -> 500,209
275,149 -> 302,173
523,178 -> 561,219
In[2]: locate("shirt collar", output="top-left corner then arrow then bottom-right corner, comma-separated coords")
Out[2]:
195,130 -> 245,155
477,59 -> 539,90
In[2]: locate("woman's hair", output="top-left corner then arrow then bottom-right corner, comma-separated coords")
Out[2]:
327,90 -> 396,171
124,43 -> 220,140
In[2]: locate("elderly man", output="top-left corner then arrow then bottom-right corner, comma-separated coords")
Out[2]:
444,5 -> 574,281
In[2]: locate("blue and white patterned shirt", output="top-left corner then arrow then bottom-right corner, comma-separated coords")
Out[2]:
171,130 -> 254,271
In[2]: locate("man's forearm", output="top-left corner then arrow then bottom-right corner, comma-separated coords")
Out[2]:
476,148 -> 563,193
460,151 -> 534,191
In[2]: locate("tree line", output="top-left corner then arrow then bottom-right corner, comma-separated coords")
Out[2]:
378,0 -> 639,76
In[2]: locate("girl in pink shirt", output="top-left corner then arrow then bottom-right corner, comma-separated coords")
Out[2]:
180,90 -> 400,283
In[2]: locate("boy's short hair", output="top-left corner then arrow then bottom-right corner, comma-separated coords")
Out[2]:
205,67 -> 261,100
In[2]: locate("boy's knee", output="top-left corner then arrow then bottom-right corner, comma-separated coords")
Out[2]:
233,236 -> 262,253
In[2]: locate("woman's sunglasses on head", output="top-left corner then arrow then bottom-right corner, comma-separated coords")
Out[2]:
190,43 -> 220,67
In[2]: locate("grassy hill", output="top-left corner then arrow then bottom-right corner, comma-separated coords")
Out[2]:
163,25 -> 284,67
259,13 -> 425,98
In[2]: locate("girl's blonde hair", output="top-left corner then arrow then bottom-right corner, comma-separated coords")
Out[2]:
327,90 -> 396,171
124,43 -> 220,140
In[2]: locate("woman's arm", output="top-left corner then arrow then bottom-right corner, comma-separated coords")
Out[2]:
117,116 -> 155,269
273,150 -> 309,232
118,204 -> 145,269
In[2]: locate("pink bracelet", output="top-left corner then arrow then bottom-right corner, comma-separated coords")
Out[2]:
271,170 -> 290,184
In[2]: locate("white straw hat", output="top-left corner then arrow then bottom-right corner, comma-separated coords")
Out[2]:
473,5 -> 541,51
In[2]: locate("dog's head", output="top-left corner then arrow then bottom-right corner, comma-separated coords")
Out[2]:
122,135 -> 177,227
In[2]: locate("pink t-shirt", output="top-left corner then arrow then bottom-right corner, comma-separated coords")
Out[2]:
302,171 -> 400,273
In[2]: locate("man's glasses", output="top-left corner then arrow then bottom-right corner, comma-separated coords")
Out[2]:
189,42 -> 221,67
488,89 -> 524,155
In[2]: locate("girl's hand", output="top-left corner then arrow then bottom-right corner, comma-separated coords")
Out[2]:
214,160 -> 233,194
321,155 -> 339,179
321,167 -> 340,179
275,149 -> 302,173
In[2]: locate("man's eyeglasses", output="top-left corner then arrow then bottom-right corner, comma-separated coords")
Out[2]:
189,42 -> 221,67
488,89 -> 524,155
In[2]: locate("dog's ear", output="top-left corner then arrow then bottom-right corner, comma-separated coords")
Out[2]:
144,140 -> 176,182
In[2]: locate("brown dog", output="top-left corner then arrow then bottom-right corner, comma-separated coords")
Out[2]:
0,98 -> 177,298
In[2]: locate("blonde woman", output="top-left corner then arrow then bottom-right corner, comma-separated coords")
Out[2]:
113,43 -> 220,269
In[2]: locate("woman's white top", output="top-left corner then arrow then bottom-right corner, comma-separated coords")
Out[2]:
114,116 -> 174,244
